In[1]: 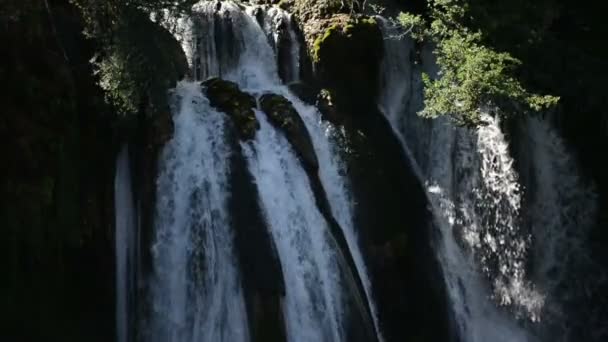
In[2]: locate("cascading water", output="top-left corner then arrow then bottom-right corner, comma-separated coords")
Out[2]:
188,2 -> 378,340
378,19 -> 544,341
377,18 -> 601,341
115,2 -> 605,341
242,110 -> 347,342
148,82 -> 249,342
147,2 -> 381,341
115,145 -> 137,342
291,99 -> 385,342
519,116 -> 602,340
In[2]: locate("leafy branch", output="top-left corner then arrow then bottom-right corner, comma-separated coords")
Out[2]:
398,0 -> 559,125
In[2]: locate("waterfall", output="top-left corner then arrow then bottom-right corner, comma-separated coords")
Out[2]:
242,110 -> 346,342
115,145 -> 137,342
161,2 -> 382,340
378,19 -> 542,341
377,17 -> 603,341
290,98 -> 385,341
149,82 -> 249,342
520,116 -> 602,340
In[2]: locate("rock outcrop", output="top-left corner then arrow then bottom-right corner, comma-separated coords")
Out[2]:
202,77 -> 260,141
259,93 -> 319,171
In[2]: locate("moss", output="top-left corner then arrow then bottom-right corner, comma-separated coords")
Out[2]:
312,17 -> 377,62
312,23 -> 340,62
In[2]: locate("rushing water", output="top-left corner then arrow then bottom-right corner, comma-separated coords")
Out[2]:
377,18 -> 600,342
149,82 -> 249,342
519,116 -> 602,340
242,110 -> 347,342
115,145 -> 137,342
113,3 -> 603,341
144,2 -> 381,341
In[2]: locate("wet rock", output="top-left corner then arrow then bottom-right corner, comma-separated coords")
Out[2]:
202,78 -> 260,141
259,93 -> 319,172
337,107 -> 452,342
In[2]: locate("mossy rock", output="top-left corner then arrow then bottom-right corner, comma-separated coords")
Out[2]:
202,78 -> 260,141
292,0 -> 344,22
311,16 -> 383,114
259,93 -> 319,172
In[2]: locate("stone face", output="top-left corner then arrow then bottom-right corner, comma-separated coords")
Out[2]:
312,16 -> 383,115
202,77 -> 260,141
259,93 -> 320,172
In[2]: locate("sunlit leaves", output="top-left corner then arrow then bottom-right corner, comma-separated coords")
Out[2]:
398,0 -> 559,125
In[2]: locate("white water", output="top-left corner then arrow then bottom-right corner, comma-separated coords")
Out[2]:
243,110 -> 346,342
168,2 -> 382,341
378,15 -> 604,340
522,116 -> 600,339
149,82 -> 249,342
378,19 -> 542,341
290,98 -> 385,342
115,145 -> 137,342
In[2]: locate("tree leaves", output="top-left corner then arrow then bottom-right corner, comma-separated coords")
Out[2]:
398,0 -> 559,125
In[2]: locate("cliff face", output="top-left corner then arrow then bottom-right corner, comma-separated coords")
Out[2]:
1,1 -> 185,340
1,1 -> 115,340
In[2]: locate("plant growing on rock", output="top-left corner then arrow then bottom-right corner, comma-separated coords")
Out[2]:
398,0 -> 559,126
72,0 -> 192,116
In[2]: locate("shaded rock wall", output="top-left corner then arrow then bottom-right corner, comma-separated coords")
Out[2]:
0,1 -> 116,340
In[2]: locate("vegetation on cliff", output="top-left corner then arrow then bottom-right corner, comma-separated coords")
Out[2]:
398,0 -> 559,125
72,0 -> 193,115
395,0 -> 607,259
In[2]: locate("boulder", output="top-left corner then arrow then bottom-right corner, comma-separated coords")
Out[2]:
259,93 -> 319,172
311,16 -> 383,115
202,78 -> 260,141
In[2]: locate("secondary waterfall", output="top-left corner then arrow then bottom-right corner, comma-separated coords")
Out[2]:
519,116 -> 603,340
377,19 -> 599,342
115,145 -> 137,342
149,82 -> 249,342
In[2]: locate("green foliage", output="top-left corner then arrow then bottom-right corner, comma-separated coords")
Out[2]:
396,12 -> 426,40
398,0 -> 559,125
71,1 -> 189,115
94,7 -> 188,115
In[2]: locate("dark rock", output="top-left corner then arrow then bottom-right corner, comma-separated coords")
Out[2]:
338,106 -> 452,342
1,1 -> 116,340
259,92 -> 377,341
202,78 -> 260,141
316,88 -> 343,123
259,93 -> 319,172
226,124 -> 287,342
287,82 -> 319,105
311,16 -> 383,115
